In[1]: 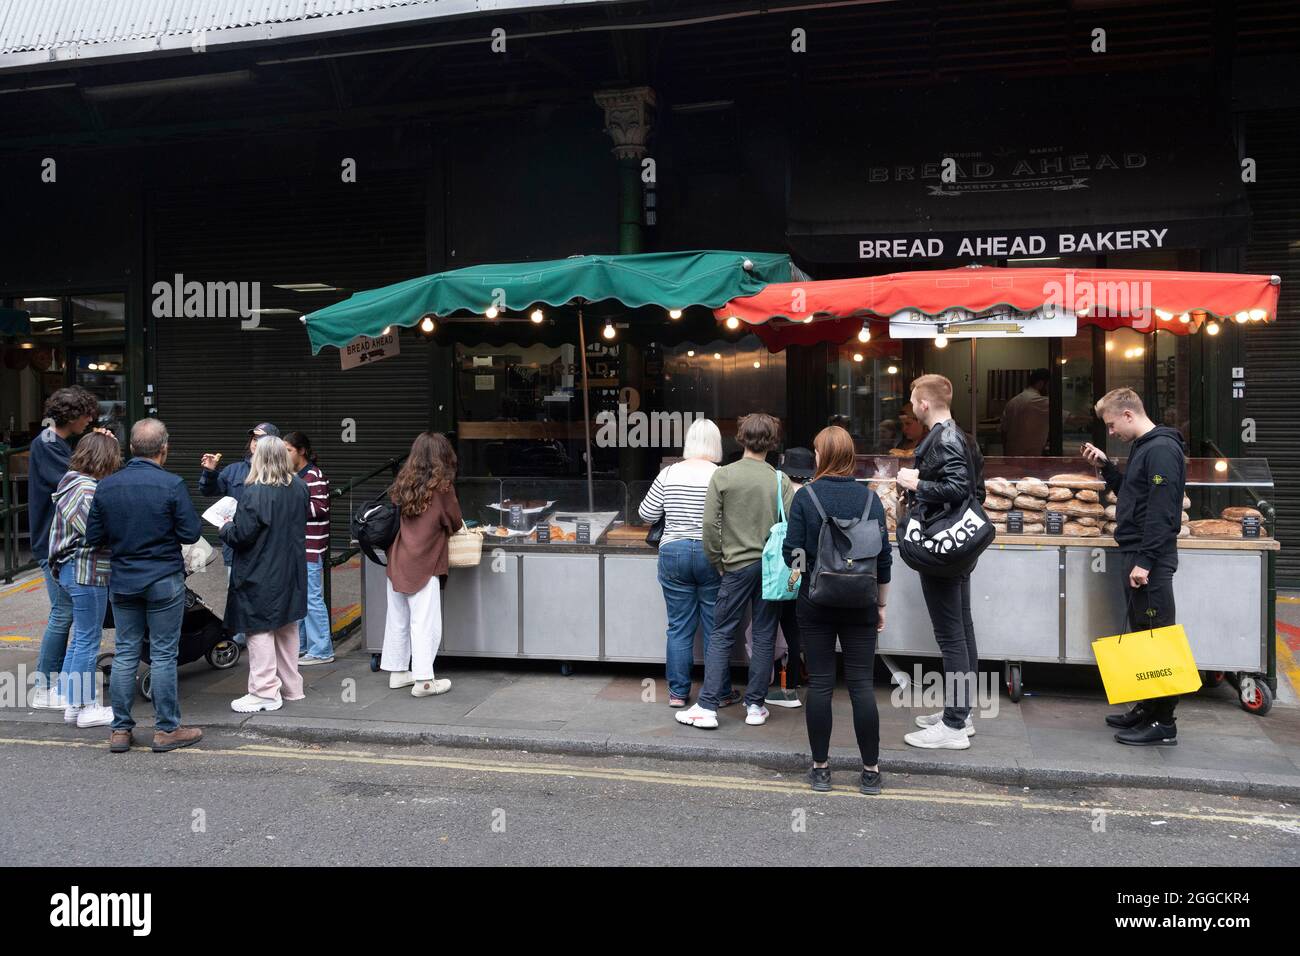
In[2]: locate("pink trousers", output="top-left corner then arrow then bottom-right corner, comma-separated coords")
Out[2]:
246,622 -> 305,700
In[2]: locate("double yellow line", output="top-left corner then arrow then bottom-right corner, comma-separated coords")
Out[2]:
3,736 -> 1298,834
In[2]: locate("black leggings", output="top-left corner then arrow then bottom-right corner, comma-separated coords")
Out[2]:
799,593 -> 879,766
779,598 -> 802,688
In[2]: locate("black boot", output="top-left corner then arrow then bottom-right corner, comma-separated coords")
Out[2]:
1114,721 -> 1177,746
1105,703 -> 1152,729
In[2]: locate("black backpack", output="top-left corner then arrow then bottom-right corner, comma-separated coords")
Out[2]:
803,484 -> 883,608
351,487 -> 400,566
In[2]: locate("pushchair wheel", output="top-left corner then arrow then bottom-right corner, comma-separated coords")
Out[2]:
96,652 -> 115,681
206,640 -> 241,670
137,667 -> 152,702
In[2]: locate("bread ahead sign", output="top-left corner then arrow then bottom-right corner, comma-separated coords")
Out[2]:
890,304 -> 1077,339
859,226 -> 1170,261
341,330 -> 400,370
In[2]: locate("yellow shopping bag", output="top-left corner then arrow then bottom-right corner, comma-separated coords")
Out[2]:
1091,623 -> 1202,705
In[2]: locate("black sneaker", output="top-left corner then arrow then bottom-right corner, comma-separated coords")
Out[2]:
1105,704 -> 1152,729
808,766 -> 832,792
860,769 -> 882,795
1114,721 -> 1177,746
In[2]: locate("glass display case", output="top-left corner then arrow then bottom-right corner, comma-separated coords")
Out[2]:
456,477 -> 650,549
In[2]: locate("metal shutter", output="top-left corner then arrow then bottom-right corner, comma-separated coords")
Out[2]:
1243,110 -> 1300,583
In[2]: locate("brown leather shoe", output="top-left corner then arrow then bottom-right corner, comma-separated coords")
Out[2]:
152,726 -> 203,752
109,730 -> 133,753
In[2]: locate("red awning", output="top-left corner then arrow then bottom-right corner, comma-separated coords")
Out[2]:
717,267 -> 1280,350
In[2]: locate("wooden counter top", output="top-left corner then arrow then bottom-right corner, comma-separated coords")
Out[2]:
987,533 -> 1279,551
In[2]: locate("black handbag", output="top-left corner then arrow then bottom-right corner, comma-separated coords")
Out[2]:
897,434 -> 994,578
645,516 -> 665,547
351,486 -> 400,566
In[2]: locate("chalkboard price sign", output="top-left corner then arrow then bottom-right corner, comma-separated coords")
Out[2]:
1006,510 -> 1024,534
576,521 -> 591,545
535,524 -> 551,543
1045,511 -> 1065,535
1242,516 -> 1261,539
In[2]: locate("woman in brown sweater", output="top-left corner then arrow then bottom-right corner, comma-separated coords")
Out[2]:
382,432 -> 463,697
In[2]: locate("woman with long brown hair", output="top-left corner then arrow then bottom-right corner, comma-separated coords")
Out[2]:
382,432 -> 463,697
781,425 -> 892,794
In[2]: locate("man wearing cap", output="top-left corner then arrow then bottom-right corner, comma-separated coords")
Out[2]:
200,423 -> 279,647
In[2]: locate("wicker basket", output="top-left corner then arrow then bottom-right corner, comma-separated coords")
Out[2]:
448,526 -> 485,568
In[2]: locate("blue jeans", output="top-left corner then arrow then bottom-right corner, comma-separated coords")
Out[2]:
57,562 -> 108,707
299,559 -> 333,658
35,559 -> 73,691
226,566 -> 246,647
110,572 -> 185,733
698,560 -> 782,710
657,539 -> 723,701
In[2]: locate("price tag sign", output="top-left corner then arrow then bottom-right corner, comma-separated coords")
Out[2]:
508,504 -> 524,530
576,521 -> 591,545
1045,511 -> 1065,535
1242,516 -> 1261,539
536,524 -> 551,543
1006,510 -> 1024,534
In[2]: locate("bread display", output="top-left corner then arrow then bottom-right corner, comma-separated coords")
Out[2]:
1062,521 -> 1101,536
1047,487 -> 1074,501
1074,489 -> 1101,503
1072,516 -> 1100,527
1187,519 -> 1243,538
1013,494 -> 1047,512
1047,472 -> 1107,491
1182,495 -> 1192,510
1017,478 -> 1050,499
1181,511 -> 1190,524
1103,521 -> 1118,535
1104,491 -> 1118,505
1058,499 -> 1105,518
1221,506 -> 1262,521
1179,525 -> 1191,538
1104,504 -> 1117,520
985,477 -> 1016,498
984,494 -> 1013,512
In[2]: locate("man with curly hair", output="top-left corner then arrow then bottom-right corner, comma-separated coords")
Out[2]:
29,385 -> 101,709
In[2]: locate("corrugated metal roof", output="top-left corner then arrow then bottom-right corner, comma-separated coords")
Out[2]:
0,0 -> 605,63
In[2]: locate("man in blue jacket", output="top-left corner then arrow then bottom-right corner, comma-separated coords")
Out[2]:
199,422 -> 278,647
28,385 -> 100,709
86,418 -> 205,753
1082,387 -> 1187,746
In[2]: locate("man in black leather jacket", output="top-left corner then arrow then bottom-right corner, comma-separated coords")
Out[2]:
896,374 -> 985,750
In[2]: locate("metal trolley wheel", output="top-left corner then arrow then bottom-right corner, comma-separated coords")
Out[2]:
369,654 -> 381,673
1237,674 -> 1274,716
1003,662 -> 1023,702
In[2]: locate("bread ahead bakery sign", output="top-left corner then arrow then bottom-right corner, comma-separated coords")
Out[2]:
858,226 -> 1170,261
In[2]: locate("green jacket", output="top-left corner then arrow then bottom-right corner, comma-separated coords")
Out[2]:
702,457 -> 797,573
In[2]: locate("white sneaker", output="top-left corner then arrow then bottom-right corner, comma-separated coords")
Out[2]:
914,711 -> 976,736
388,671 -> 416,689
745,704 -> 770,726
32,687 -> 68,710
904,721 -> 972,750
298,655 -> 335,666
411,678 -> 451,697
76,704 -> 114,728
231,693 -> 283,713
63,704 -> 83,724
675,703 -> 718,729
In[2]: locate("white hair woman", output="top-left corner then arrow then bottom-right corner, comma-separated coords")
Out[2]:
219,436 -> 309,713
637,418 -> 734,708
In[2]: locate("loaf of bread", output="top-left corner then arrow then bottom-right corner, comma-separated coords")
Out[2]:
1181,511 -> 1190,524
1058,499 -> 1105,518
1013,494 -> 1047,512
1073,516 -> 1100,527
1047,472 -> 1107,491
983,494 -> 1014,512
1104,491 -> 1118,505
985,478 -> 1016,498
1074,489 -> 1101,503
1221,506 -> 1262,521
1023,522 -> 1045,534
1017,478 -> 1051,499
1103,521 -> 1118,535
1103,504 -> 1117,520
1179,524 -> 1191,538
1182,495 -> 1191,510
1047,487 -> 1074,501
1187,519 -> 1241,538
1062,521 -> 1101,536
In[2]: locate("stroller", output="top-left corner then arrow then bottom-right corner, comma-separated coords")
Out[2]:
95,555 -> 242,701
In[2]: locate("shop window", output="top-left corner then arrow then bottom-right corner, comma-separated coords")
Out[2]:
1103,328 -> 1146,459
1153,329 -> 1190,444
827,341 -> 905,454
975,338 -> 1051,456
1060,329 -> 1095,455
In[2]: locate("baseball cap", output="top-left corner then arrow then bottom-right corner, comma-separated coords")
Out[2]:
248,422 -> 280,438
779,447 -> 815,480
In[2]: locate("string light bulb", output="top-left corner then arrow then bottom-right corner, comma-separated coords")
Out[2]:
857,323 -> 871,343
686,349 -> 695,357
420,316 -> 435,333
485,306 -> 499,319
382,326 -> 392,335
1206,321 -> 1221,336
852,353 -> 864,363
602,320 -> 616,340
1234,311 -> 1249,324
1249,309 -> 1267,321
530,309 -> 544,324
725,316 -> 740,330
668,309 -> 683,320
934,334 -> 949,349
886,365 -> 898,375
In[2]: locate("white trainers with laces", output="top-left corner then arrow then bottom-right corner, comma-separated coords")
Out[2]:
675,703 -> 718,729
63,704 -> 83,724
411,678 -> 451,697
76,704 -> 114,728
32,687 -> 68,710
388,671 -> 416,689
745,704 -> 769,726
914,711 -> 976,736
904,720 -> 972,750
231,693 -> 283,713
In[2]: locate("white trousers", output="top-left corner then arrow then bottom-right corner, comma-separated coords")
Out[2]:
381,577 -> 442,680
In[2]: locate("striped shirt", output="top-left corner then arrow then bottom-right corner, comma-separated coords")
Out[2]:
638,461 -> 716,546
48,471 -> 111,587
299,464 -> 330,562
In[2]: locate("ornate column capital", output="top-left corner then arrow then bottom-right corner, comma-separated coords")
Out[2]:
595,86 -> 656,161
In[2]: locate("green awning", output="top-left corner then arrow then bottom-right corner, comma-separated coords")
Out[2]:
305,250 -> 796,354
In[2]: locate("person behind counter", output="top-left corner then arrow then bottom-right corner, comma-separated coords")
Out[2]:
284,432 -> 334,666
677,413 -> 795,731
1081,387 -> 1187,746
200,421 -> 280,649
783,426 -> 892,794
219,436 -> 309,714
381,432 -> 463,699
638,418 -> 728,709
1001,368 -> 1050,457
894,403 -> 924,455
896,374 -> 985,751
766,446 -> 816,709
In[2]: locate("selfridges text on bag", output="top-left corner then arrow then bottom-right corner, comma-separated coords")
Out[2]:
803,484 -> 882,608
897,430 -> 993,578
351,486 -> 400,566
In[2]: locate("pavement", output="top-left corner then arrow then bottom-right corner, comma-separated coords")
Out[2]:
2,559 -> 1299,802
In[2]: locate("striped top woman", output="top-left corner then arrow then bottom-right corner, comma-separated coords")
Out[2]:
284,432 -> 333,664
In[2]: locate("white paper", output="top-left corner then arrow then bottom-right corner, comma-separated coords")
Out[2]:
202,496 -> 238,528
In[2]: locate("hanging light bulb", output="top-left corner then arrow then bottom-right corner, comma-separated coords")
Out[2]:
752,361 -> 761,369
1206,320 -> 1221,336
1234,311 -> 1249,324
485,306 -> 499,319
1105,340 -> 1115,352
852,353 -> 864,363
1178,312 -> 1191,324
420,316 -> 435,334
857,323 -> 871,343
713,352 -> 721,360
1058,357 -> 1068,365
1214,459 -> 1228,473
803,316 -> 814,324
382,326 -> 392,335
686,349 -> 695,357
668,309 -> 683,320
725,316 -> 740,330
602,320 -> 616,340
886,365 -> 898,375
530,309 -> 544,324
1249,309 -> 1267,321
1155,309 -> 1173,322
934,334 -> 949,349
